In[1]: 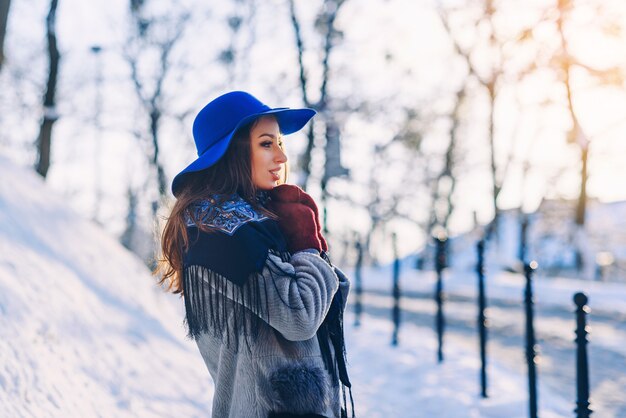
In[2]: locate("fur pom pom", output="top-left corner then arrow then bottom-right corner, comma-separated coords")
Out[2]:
270,364 -> 328,414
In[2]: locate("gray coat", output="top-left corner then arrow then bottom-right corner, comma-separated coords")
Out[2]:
191,250 -> 350,418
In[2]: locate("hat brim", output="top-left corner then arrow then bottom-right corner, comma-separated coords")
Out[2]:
171,107 -> 315,197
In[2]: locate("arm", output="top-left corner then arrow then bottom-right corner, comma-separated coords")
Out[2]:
260,251 -> 339,340
191,250 -> 339,342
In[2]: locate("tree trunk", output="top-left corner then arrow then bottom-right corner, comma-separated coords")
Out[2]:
556,0 -> 590,275
298,122 -> 315,190
35,0 -> 60,179
121,187 -> 138,251
440,87 -> 464,232
288,0 -> 313,189
575,144 -> 593,278
0,0 -> 10,70
149,108 -> 167,199
323,116 -> 349,182
575,145 -> 588,226
486,80 -> 499,240
288,0 -> 347,192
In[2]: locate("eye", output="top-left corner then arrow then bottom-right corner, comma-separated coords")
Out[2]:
260,140 -> 273,148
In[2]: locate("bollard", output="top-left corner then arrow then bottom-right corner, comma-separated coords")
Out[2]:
391,233 -> 401,346
435,234 -> 447,362
354,241 -> 363,327
524,261 -> 539,418
574,292 -> 592,418
476,239 -> 488,398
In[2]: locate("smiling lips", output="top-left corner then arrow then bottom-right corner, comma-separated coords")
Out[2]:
269,168 -> 281,181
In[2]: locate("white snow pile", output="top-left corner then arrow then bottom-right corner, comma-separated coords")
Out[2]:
0,157 -> 212,417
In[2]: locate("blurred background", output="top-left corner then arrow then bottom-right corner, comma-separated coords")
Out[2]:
2,1 -> 626,417
1,0 -> 625,277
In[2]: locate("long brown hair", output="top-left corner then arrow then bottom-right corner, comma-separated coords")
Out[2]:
155,116 -> 286,294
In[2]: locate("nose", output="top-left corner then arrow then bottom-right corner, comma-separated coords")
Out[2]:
275,146 -> 288,164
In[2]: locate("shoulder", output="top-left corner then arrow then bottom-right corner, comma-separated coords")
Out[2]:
183,194 -> 288,284
186,193 -> 270,235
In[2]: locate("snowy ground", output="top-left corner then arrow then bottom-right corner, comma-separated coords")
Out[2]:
351,263 -> 626,417
344,312 -> 570,418
0,157 -> 617,417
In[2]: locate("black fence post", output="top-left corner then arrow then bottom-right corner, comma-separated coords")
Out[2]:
435,234 -> 447,363
524,261 -> 539,418
354,241 -> 363,327
391,233 -> 401,346
476,239 -> 488,398
574,292 -> 592,418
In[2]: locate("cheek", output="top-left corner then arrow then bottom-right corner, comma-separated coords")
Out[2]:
250,148 -> 260,168
251,158 -> 260,179
251,151 -> 269,179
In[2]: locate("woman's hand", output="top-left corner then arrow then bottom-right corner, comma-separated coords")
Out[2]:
268,184 -> 328,253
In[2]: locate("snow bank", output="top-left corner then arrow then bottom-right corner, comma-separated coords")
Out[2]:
0,157 -> 212,417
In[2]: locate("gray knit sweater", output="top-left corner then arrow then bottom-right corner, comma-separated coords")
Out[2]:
191,250 -> 350,418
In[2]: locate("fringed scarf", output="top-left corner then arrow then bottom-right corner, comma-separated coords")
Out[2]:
181,194 -> 354,417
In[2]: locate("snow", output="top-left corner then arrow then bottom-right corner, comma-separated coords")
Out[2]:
0,156 -> 213,417
361,264 -> 626,316
351,261 -> 626,417
344,313 -> 571,418
0,156 -> 615,417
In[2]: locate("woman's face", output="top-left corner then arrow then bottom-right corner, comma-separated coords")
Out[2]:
250,116 -> 288,190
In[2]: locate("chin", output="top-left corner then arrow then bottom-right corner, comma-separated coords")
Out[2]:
258,182 -> 277,191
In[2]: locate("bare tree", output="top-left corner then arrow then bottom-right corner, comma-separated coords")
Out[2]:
218,0 -> 257,86
34,0 -> 60,178
330,107 -> 431,263
123,0 -> 189,202
0,0 -> 10,70
288,0 -> 350,237
549,0 -> 624,274
120,186 -> 139,251
288,0 -> 349,190
429,84 -> 469,239
437,2 -> 520,239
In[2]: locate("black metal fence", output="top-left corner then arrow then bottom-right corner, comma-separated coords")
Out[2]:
355,235 -> 594,418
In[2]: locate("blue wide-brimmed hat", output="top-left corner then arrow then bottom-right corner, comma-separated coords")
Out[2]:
171,91 -> 316,197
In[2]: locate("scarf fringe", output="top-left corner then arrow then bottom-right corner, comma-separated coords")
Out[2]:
182,264 -> 270,351
182,250 -> 292,348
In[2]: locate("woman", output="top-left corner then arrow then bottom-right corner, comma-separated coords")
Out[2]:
156,91 -> 354,418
